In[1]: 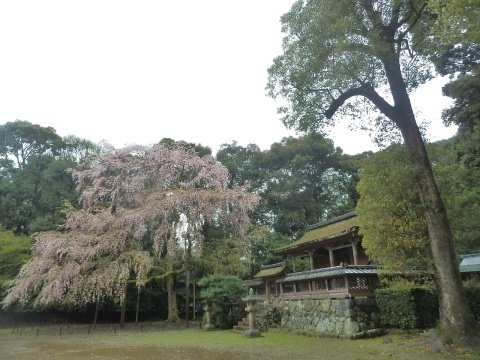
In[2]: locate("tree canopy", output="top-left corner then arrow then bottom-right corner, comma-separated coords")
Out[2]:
266,0 -> 432,139
356,145 -> 430,272
3,143 -> 258,319
0,120 -> 64,169
428,0 -> 480,45
216,134 -> 358,239
0,231 -> 32,300
266,0 -> 479,348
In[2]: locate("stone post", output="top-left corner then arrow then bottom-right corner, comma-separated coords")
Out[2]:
203,299 -> 215,331
242,288 -> 262,338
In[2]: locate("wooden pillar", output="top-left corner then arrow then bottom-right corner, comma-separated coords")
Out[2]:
308,250 -> 315,270
350,239 -> 359,265
265,280 -> 271,303
328,247 -> 335,267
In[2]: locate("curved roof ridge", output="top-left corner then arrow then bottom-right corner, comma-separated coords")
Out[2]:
260,261 -> 286,270
306,211 -> 356,231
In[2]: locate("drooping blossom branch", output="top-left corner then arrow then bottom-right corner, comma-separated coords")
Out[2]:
4,143 -> 258,309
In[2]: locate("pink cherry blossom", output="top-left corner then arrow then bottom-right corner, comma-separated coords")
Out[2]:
4,143 -> 258,310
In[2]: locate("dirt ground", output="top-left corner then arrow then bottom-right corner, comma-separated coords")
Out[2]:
0,323 -> 478,360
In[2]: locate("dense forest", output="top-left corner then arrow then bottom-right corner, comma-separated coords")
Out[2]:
1,117 -> 478,325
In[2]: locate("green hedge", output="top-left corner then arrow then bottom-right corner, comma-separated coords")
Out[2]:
376,286 -> 438,329
464,284 -> 480,323
376,285 -> 480,329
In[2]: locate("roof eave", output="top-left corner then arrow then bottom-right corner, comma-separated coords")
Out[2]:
273,227 -> 359,256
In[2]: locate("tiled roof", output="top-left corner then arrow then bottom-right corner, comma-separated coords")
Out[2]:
244,279 -> 263,287
253,265 -> 287,278
274,213 -> 359,254
459,254 -> 480,273
306,212 -> 356,230
277,265 -> 378,282
259,261 -> 286,270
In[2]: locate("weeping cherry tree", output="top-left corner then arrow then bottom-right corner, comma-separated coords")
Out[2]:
4,143 -> 259,323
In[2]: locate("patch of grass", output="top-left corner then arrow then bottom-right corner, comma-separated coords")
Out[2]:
1,325 -> 479,360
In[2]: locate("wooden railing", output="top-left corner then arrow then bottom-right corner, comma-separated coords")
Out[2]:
277,266 -> 381,300
246,266 -> 382,302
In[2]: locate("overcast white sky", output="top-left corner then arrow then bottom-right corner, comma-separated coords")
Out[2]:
0,0 -> 456,155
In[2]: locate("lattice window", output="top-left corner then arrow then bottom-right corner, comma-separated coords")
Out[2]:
283,282 -> 295,293
295,281 -> 310,293
348,275 -> 369,290
327,277 -> 346,290
311,279 -> 327,291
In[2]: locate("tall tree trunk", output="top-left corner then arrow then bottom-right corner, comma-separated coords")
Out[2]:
93,297 -> 99,329
192,280 -> 196,320
185,239 -> 192,323
400,116 -> 478,341
120,282 -> 128,329
382,59 -> 478,349
185,265 -> 190,323
135,286 -> 141,325
166,254 -> 180,322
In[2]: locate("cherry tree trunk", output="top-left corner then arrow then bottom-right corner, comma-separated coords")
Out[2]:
185,266 -> 190,322
93,298 -> 99,329
120,282 -> 128,328
184,240 -> 192,322
166,255 -> 180,322
135,286 -> 141,325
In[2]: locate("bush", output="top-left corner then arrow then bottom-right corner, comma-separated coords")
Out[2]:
464,282 -> 480,324
198,274 -> 248,329
198,274 -> 247,307
376,286 -> 438,329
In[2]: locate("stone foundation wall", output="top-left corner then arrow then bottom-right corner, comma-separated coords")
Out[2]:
256,297 -> 382,338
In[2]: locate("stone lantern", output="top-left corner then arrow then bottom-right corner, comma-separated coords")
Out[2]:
242,288 -> 262,338
203,299 -> 215,331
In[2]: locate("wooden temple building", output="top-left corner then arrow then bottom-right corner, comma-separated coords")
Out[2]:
247,212 -> 382,302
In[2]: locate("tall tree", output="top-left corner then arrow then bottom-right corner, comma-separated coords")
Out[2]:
0,122 -> 97,234
431,137 -> 480,256
442,68 -> 480,134
0,152 -> 80,235
216,141 -> 263,189
59,135 -> 102,164
266,0 -> 478,348
216,136 -> 358,239
0,231 -> 32,301
428,0 -> 480,45
357,140 -> 480,268
0,120 -> 64,169
4,143 -> 259,322
0,154 -> 78,235
159,138 -> 212,157
260,134 -> 356,238
356,145 -> 430,272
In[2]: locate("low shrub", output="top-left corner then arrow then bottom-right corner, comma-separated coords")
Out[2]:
464,282 -> 480,324
376,286 -> 438,329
